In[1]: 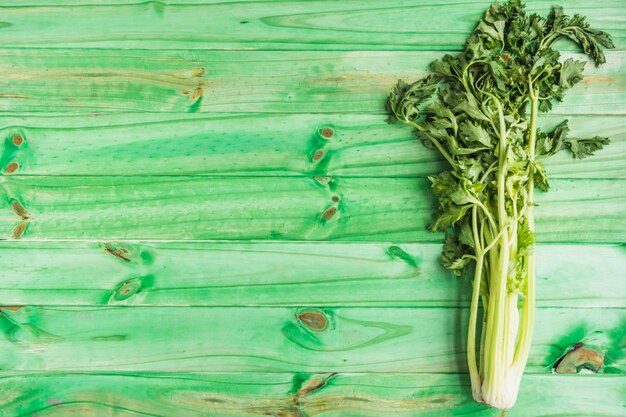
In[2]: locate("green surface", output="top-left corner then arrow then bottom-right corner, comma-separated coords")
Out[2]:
1,176 -> 624,241
0,305 -> 623,373
0,50 -> 623,114
0,242 -> 624,307
1,0 -> 625,415
1,113 -> 624,177
0,0 -> 622,50
0,373 -> 624,417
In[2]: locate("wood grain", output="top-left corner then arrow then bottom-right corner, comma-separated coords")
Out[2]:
0,372 -> 623,417
0,306 -> 623,373
2,0 -> 624,411
1,241 -> 624,308
0,49 -> 623,114
0,176 -> 623,242
0,0 -> 622,50
2,113 -> 623,178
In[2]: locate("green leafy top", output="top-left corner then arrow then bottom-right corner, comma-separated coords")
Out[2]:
386,0 -> 613,278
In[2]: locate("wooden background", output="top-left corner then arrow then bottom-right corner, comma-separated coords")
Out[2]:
0,1 -> 624,416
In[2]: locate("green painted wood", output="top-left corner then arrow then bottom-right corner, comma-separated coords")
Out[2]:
0,372 -> 623,417
2,0 -> 624,411
0,306 -> 623,373
0,176 -> 623,242
2,113 -> 623,178
0,0 -> 622,50
0,49 -> 623,114
1,242 -> 624,308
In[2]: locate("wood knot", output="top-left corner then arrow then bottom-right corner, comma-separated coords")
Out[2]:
296,373 -> 337,396
388,246 -> 404,257
296,308 -> 329,331
11,200 -> 30,219
320,127 -> 334,139
103,243 -> 154,265
5,161 -> 19,174
311,149 -> 326,163
104,245 -> 132,262
321,206 -> 337,220
314,176 -> 333,185
10,200 -> 31,239
386,245 -> 418,268
331,195 -> 340,203
12,221 -> 28,239
110,277 -> 143,303
553,342 -> 604,374
191,87 -> 204,101
11,134 -> 24,146
191,67 -> 206,78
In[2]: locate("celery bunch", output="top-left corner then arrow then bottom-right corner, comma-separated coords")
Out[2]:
387,0 -> 613,409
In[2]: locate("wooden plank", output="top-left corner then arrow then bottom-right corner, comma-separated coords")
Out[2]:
0,372 -> 623,417
0,306 -> 623,373
0,49 -> 623,114
0,176 -> 623,242
2,113 -> 624,178
0,241 -> 623,308
0,0 -> 622,50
